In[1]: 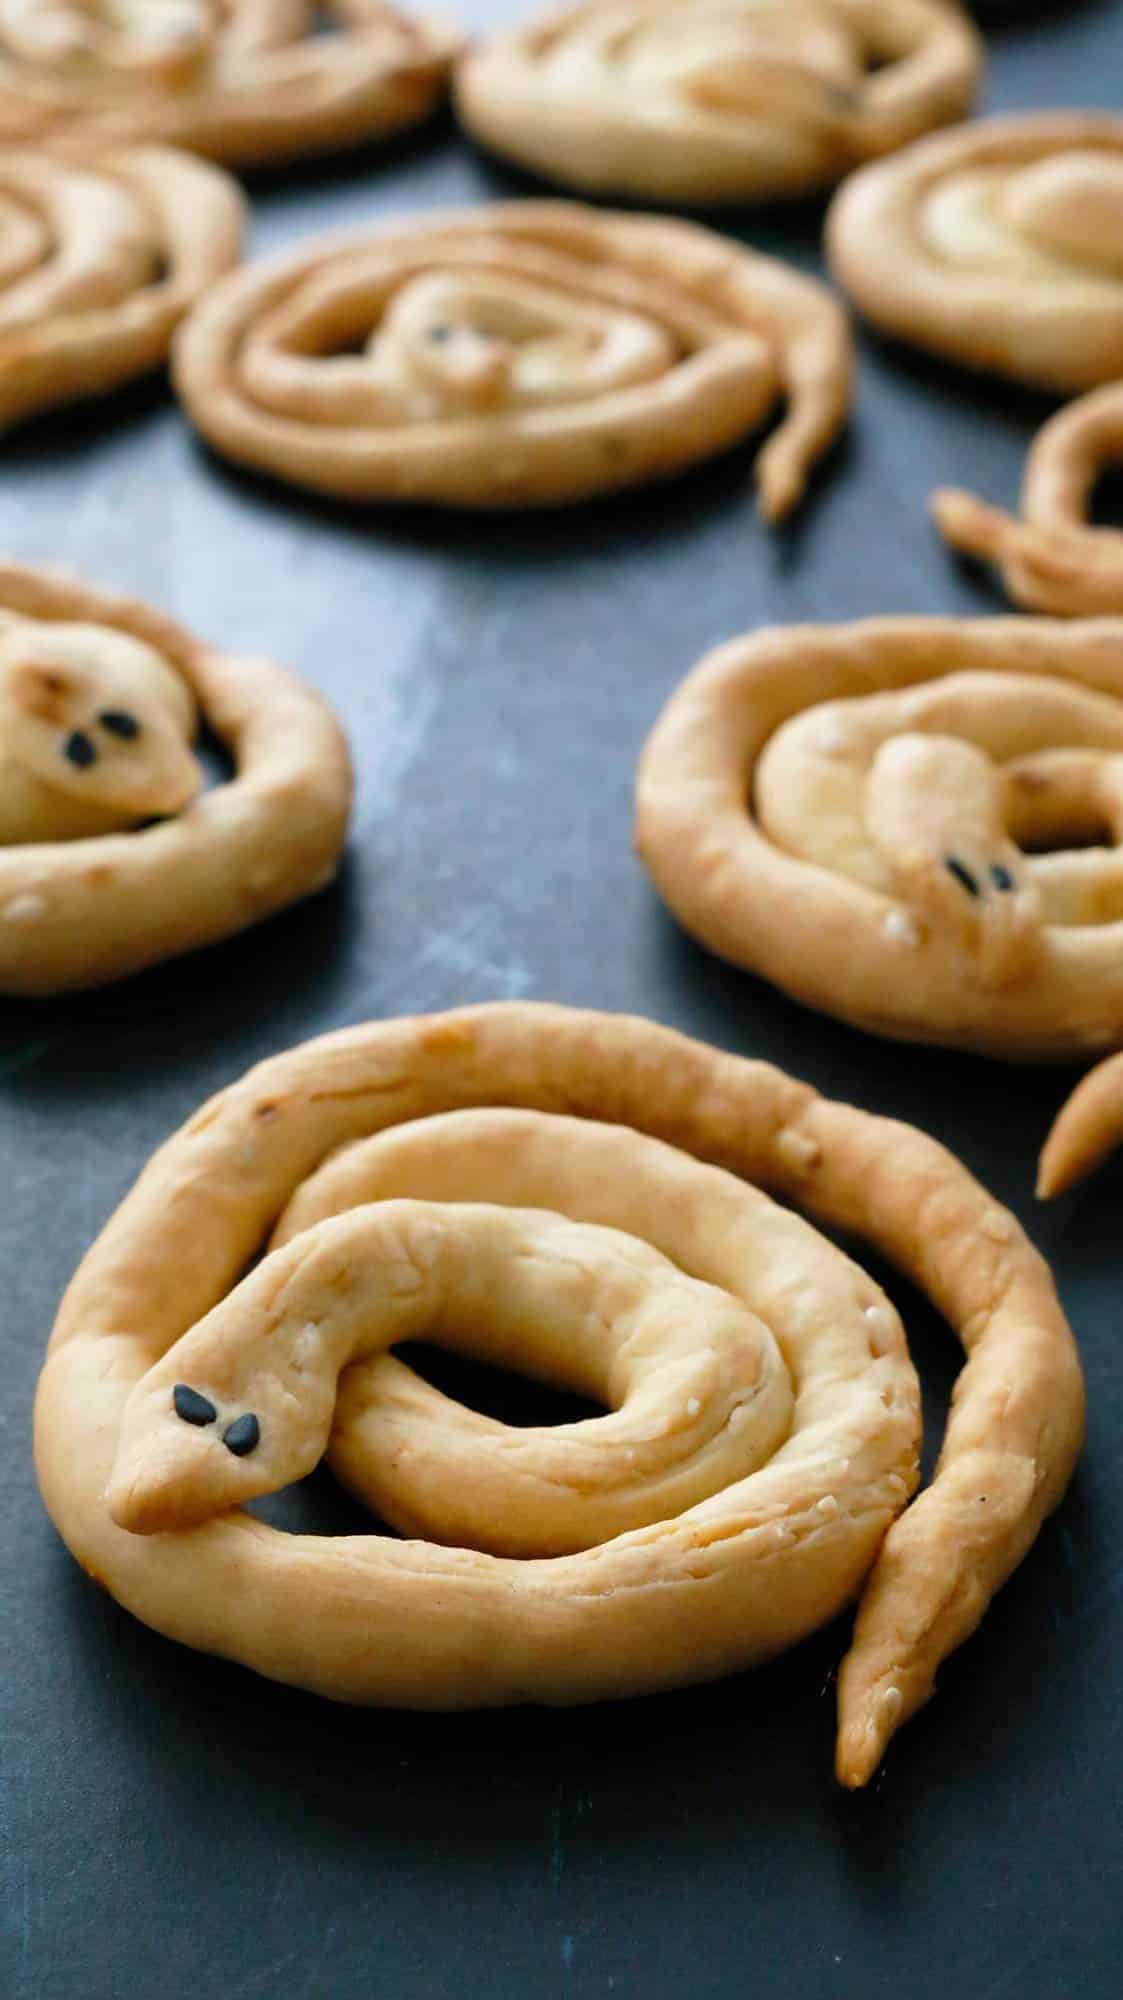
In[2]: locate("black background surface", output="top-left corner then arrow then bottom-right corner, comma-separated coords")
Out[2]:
4,6 -> 1123,1996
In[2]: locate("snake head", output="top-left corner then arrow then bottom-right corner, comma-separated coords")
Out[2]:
676,0 -> 860,126
866,732 -> 1044,990
378,274 -> 518,414
372,268 -> 673,420
107,1319 -> 337,1534
683,52 -> 859,129
926,846 -> 1043,990
1000,152 -> 1123,280
0,619 -> 201,834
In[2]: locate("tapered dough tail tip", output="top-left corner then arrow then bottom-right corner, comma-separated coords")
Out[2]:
755,448 -> 802,525
931,486 -> 1001,557
834,1718 -> 888,1791
930,485 -> 968,535
1035,1148 -> 1068,1202
835,1681 -> 908,1789
1037,1051 -> 1123,1199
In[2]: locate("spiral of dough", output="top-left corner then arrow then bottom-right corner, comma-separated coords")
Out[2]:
173,200 -> 851,518
827,113 -> 1123,394
0,1 -> 457,166
455,0 -> 982,204
0,561 -> 351,993
637,615 -> 1123,1058
35,1003 -> 1082,1786
0,143 -> 242,429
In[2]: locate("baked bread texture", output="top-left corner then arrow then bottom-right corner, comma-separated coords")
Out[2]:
0,560 -> 351,992
173,201 -> 851,520
828,114 -> 1123,393
0,143 -> 242,430
0,2 -> 457,168
35,1003 -> 1083,1787
935,384 -> 1123,617
637,615 -> 1123,1058
456,0 -> 982,205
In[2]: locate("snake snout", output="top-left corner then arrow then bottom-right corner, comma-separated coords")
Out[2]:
107,1446 -> 215,1536
107,1381 -> 266,1534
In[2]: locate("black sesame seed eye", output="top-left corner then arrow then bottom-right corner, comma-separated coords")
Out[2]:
944,855 -> 979,899
428,325 -> 452,343
223,1413 -> 260,1457
99,709 -> 140,741
990,863 -> 1015,893
64,729 -> 96,769
173,1384 -> 216,1427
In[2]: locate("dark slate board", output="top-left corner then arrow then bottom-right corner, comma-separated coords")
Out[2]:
3,5 -> 1123,1996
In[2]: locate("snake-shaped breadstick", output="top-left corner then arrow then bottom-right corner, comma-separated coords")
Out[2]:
637,615 -> 1123,1058
828,113 -> 1123,394
0,142 -> 242,430
35,1003 -> 1083,1787
172,200 -> 851,521
456,0 -> 982,204
0,2 -> 457,167
0,560 -> 351,993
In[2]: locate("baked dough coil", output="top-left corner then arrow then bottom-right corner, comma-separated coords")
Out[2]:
0,2 -> 457,168
0,143 -> 242,430
455,0 -> 983,205
33,1003 -> 1082,1787
827,114 -> 1123,394
0,561 -> 351,993
172,201 -> 851,518
934,385 -> 1123,617
636,615 -> 1123,1059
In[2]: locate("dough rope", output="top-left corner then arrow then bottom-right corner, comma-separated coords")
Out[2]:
0,560 -> 351,993
171,200 -> 852,519
0,143 -> 242,430
1038,1050 -> 1123,1199
456,0 -> 983,205
934,384 -> 1123,617
0,2 -> 457,168
34,1003 -> 1082,1787
827,113 -> 1123,394
636,614 -> 1123,1059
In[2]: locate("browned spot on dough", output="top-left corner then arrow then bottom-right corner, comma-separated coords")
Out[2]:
16,664 -> 71,722
420,1019 -> 477,1055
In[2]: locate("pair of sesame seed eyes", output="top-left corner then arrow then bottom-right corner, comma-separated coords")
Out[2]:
172,1383 -> 260,1457
63,708 -> 141,771
945,855 -> 1016,899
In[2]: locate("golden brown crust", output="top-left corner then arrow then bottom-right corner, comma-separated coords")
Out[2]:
0,3 -> 458,169
636,614 -> 1123,1059
827,113 -> 1123,393
0,143 -> 243,429
171,200 -> 852,519
934,384 -> 1123,616
0,560 -> 352,992
34,1002 -> 1082,1787
455,0 -> 982,205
